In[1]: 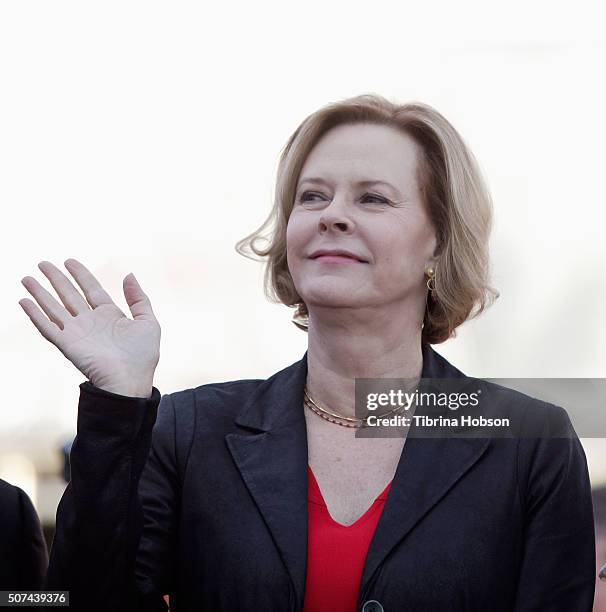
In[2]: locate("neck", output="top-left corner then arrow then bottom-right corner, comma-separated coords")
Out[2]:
305,304 -> 425,419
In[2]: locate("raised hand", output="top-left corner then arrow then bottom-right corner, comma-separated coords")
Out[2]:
19,258 -> 160,398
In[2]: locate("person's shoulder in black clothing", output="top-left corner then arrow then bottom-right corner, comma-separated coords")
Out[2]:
0,478 -> 49,590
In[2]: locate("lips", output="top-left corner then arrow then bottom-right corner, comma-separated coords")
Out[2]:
313,255 -> 361,264
309,249 -> 367,262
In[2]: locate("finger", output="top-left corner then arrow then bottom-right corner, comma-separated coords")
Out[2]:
21,276 -> 72,329
18,298 -> 63,345
123,273 -> 157,321
63,258 -> 117,310
38,261 -> 91,316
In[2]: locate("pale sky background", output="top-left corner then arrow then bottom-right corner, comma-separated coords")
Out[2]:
1,1 -> 605,510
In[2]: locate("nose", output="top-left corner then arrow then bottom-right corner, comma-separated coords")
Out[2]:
318,197 -> 354,234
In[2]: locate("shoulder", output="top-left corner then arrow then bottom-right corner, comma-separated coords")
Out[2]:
0,478 -> 20,509
468,382 -> 590,509
145,378 -> 269,477
0,479 -> 39,528
466,377 -> 575,436
0,478 -> 33,509
157,377 -> 267,434
483,385 -> 589,505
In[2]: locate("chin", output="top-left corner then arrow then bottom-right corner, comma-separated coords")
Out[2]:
296,273 -> 369,302
300,290 -> 364,309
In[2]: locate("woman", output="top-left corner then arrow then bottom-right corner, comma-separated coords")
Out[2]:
19,95 -> 595,611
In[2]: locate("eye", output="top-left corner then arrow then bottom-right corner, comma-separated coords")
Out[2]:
299,191 -> 324,203
298,191 -> 390,204
362,193 -> 390,204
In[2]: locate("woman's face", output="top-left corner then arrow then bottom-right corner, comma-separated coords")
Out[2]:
286,122 -> 439,322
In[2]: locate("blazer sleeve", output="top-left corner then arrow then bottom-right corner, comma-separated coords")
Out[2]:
514,403 -> 596,611
45,381 -> 178,612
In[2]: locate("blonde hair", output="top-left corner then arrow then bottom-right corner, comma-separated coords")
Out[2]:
235,94 -> 499,344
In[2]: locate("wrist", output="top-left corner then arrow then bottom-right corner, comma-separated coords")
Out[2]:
90,379 -> 154,399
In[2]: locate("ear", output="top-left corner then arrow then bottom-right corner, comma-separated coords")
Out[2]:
428,229 -> 443,263
426,255 -> 439,269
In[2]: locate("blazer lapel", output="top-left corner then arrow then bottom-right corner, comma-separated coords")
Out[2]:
358,343 -> 491,602
225,355 -> 310,611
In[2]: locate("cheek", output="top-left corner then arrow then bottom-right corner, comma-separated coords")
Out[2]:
286,216 -> 309,274
285,219 -> 298,252
373,227 -> 428,279
286,213 -> 313,253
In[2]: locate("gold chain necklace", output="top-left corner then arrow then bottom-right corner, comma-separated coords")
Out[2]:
303,385 -> 410,428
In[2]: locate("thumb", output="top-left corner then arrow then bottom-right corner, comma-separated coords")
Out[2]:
123,273 -> 156,321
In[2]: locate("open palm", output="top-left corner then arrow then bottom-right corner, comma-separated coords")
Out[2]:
19,258 -> 160,397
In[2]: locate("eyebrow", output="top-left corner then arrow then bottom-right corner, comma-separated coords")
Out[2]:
297,176 -> 401,194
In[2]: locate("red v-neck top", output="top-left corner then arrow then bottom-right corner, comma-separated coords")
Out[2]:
302,465 -> 393,612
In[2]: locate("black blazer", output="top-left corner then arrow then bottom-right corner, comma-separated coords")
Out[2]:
0,478 -> 48,590
46,343 -> 596,611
